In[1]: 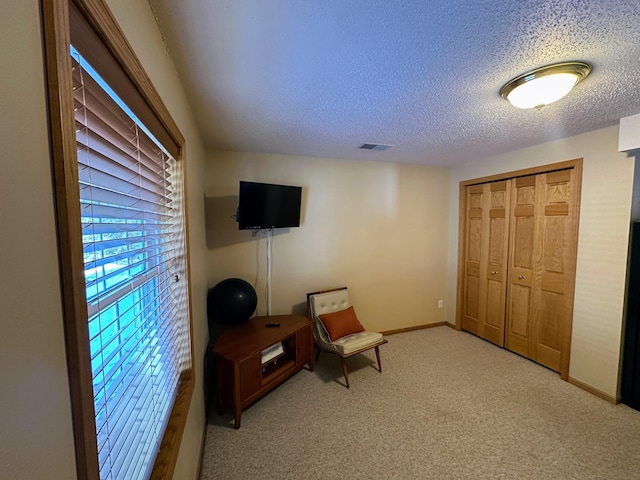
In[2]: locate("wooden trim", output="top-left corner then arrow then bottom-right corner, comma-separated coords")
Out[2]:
459,158 -> 583,187
179,142 -> 196,373
569,376 -> 619,404
151,370 -> 195,479
444,322 -> 457,330
381,322 -> 447,336
41,0 -> 100,477
455,182 -> 466,331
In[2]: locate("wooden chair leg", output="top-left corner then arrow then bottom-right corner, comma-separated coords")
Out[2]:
340,357 -> 350,388
375,346 -> 382,373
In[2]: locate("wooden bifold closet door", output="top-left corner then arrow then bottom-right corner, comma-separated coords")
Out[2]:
460,164 -> 580,376
462,180 -> 511,347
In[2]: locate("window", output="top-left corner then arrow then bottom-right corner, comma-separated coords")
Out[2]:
41,1 -> 193,479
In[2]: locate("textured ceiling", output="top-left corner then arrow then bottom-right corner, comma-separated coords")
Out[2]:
148,0 -> 640,166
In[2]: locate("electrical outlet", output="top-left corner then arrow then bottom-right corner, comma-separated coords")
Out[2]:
437,299 -> 443,309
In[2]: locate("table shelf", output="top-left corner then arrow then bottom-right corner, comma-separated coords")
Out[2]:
212,314 -> 313,429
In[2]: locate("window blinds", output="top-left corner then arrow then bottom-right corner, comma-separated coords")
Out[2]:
72,49 -> 191,480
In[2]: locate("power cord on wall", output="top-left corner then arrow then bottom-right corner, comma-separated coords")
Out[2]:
266,228 -> 273,316
250,228 -> 274,316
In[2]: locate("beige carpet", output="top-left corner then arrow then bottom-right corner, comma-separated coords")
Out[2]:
200,326 -> 640,479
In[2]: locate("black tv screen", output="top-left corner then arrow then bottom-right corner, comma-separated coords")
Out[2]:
238,181 -> 302,230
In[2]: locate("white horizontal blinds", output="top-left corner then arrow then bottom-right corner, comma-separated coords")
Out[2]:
72,49 -> 190,480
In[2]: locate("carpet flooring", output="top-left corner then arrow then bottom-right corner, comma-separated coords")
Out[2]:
200,326 -> 640,479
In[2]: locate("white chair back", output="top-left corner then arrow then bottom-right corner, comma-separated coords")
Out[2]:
308,288 -> 350,347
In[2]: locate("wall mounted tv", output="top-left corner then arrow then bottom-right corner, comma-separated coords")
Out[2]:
238,181 -> 302,230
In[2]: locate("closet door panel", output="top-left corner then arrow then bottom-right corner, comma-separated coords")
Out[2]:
483,181 -> 510,346
463,185 -> 485,336
465,263 -> 480,329
485,272 -> 503,345
532,170 -> 574,372
536,291 -> 563,369
508,282 -> 531,356
506,175 -> 537,356
513,214 -> 534,267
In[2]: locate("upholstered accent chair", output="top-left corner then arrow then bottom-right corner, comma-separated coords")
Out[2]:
307,287 -> 387,388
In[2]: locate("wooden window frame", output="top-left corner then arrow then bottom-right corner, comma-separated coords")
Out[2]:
40,0 -> 195,478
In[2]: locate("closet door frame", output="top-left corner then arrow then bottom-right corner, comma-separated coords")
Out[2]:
455,158 -> 583,381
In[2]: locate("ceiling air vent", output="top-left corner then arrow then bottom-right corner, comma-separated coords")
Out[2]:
359,143 -> 393,151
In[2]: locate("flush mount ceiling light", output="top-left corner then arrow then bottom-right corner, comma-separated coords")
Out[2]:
500,61 -> 591,109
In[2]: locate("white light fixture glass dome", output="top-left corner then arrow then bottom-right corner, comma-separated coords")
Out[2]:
500,62 -> 591,109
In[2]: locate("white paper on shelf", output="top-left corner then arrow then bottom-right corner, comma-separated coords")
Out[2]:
261,342 -> 284,364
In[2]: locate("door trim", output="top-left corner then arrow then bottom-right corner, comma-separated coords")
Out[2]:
455,158 -> 583,381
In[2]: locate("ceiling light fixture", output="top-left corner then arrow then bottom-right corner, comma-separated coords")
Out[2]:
500,61 -> 591,109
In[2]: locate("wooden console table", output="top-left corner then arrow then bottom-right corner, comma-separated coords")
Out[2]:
212,314 -> 314,429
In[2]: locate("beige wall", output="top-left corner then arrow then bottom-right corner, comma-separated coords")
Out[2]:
0,1 -> 209,478
0,1 -> 77,478
205,151 -> 451,332
446,125 -> 634,399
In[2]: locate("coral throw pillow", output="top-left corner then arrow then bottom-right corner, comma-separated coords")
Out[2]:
318,306 -> 365,341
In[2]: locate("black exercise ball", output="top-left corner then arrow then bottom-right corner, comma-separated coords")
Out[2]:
207,278 -> 257,328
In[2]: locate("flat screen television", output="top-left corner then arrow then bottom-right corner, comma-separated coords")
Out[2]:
238,181 -> 302,230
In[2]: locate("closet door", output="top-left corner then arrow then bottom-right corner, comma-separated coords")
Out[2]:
462,185 -> 485,337
532,169 -> 576,372
506,175 -> 537,357
506,170 -> 577,372
463,181 -> 511,346
483,181 -> 511,346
